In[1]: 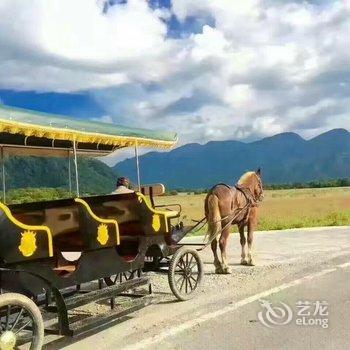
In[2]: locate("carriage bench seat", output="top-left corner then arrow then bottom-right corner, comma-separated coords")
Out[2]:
139,183 -> 165,197
81,192 -> 179,236
0,201 -> 53,263
6,197 -> 119,260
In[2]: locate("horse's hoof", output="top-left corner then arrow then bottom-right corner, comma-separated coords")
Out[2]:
247,260 -> 255,266
222,267 -> 231,274
241,259 -> 248,266
215,266 -> 223,274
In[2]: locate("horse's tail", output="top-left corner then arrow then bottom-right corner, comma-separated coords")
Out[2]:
205,194 -> 221,243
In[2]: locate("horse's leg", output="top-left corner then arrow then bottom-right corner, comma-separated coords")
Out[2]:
247,218 -> 255,266
247,207 -> 258,266
211,236 -> 222,273
219,224 -> 231,274
239,223 -> 248,265
206,193 -> 222,273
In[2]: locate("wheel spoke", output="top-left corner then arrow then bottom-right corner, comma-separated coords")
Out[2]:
15,319 -> 32,335
190,275 -> 198,284
174,267 -> 182,274
189,260 -> 197,270
175,276 -> 184,287
176,258 -> 185,273
188,255 -> 194,267
10,307 -> 24,331
179,277 -> 186,291
185,276 -> 188,293
187,276 -> 193,291
177,258 -> 184,269
190,275 -> 198,289
5,305 -> 11,330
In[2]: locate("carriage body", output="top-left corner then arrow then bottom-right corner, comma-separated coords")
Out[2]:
0,192 -> 179,295
0,105 -> 203,348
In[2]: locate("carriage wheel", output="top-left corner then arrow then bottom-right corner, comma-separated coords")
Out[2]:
168,247 -> 203,301
104,269 -> 141,286
0,293 -> 44,350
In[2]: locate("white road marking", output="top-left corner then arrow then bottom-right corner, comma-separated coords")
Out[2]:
337,261 -> 350,269
122,264 -> 347,350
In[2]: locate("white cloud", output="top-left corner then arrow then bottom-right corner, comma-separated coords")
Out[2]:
0,0 -> 169,91
224,84 -> 254,108
1,0 -> 350,148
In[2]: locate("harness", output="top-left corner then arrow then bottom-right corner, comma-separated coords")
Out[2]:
209,183 -> 258,211
196,183 -> 260,246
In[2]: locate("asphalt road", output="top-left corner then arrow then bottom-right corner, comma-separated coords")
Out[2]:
44,227 -> 350,350
160,261 -> 350,350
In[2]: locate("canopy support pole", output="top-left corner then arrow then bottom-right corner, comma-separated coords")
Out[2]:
73,141 -> 80,197
134,142 -> 141,191
1,147 -> 5,203
68,150 -> 72,195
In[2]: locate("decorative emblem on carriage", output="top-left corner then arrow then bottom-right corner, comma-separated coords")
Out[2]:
19,230 -> 37,257
97,224 -> 109,245
152,214 -> 161,232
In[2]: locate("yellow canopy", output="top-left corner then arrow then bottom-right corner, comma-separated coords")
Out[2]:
0,104 -> 178,155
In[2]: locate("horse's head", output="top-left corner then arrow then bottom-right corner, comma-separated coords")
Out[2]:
238,168 -> 264,203
254,168 -> 264,202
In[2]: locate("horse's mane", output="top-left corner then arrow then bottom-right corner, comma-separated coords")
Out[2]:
237,171 -> 256,186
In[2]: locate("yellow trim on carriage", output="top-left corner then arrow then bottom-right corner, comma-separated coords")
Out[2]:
0,118 -> 177,149
136,193 -> 179,233
0,202 -> 53,257
74,198 -> 120,245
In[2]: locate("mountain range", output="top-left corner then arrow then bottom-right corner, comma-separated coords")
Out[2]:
114,129 -> 350,189
4,157 -> 116,194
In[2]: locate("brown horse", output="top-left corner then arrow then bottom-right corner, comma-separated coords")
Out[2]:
204,169 -> 264,274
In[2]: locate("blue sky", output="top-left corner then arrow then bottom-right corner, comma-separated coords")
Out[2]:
0,0 -> 215,120
0,0 -> 214,121
0,0 -> 349,160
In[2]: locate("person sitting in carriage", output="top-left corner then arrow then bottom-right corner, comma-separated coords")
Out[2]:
112,177 -> 134,194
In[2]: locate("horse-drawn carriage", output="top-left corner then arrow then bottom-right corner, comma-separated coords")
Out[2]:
0,105 -> 203,349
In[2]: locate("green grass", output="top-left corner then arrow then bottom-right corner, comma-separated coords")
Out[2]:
155,187 -> 350,233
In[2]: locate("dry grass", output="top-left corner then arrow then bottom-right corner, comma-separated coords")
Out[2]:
154,187 -> 350,233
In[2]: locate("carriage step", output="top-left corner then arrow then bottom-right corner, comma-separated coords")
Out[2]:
46,277 -> 149,312
45,295 -> 152,336
70,296 -> 152,336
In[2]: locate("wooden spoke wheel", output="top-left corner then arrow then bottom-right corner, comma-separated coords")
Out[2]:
104,269 -> 141,287
0,293 -> 44,350
168,247 -> 203,301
